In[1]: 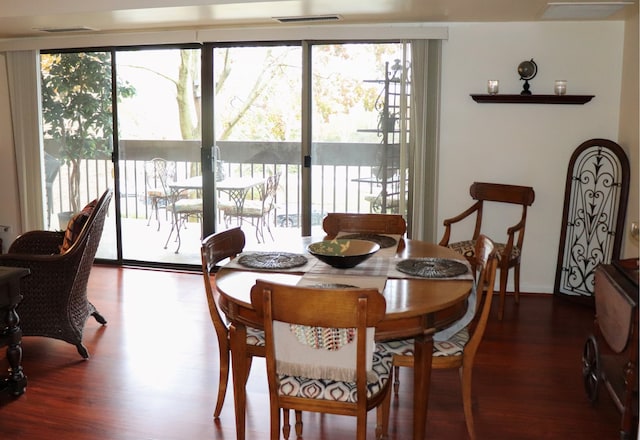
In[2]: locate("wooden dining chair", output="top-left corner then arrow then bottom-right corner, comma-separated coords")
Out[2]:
200,227 -> 265,419
377,235 -> 498,440
250,279 -> 393,440
322,213 -> 407,237
439,182 -> 535,320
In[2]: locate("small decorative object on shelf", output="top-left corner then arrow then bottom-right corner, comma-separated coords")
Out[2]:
487,80 -> 499,95
554,80 -> 567,96
518,59 -> 538,95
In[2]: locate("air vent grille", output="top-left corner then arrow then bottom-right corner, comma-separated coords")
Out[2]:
36,26 -> 96,33
273,14 -> 342,23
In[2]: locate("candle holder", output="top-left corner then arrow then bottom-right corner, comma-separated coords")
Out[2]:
487,80 -> 499,95
554,80 -> 567,96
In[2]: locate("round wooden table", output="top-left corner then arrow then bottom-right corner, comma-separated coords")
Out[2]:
215,237 -> 473,440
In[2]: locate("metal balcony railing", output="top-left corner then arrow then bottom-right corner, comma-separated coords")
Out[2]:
44,139 -> 399,230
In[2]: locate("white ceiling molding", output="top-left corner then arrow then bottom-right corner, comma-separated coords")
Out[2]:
195,23 -> 449,42
542,2 -> 634,19
0,22 -> 448,52
0,29 -> 199,51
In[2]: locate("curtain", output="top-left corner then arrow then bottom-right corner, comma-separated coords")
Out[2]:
6,50 -> 44,232
408,39 -> 441,241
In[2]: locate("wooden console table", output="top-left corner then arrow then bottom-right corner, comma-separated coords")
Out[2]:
583,260 -> 639,440
0,266 -> 30,396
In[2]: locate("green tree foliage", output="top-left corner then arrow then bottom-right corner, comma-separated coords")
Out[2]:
41,52 -> 135,211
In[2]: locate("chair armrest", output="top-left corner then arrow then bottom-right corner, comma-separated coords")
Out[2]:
502,217 -> 527,261
439,202 -> 481,246
6,230 -> 65,255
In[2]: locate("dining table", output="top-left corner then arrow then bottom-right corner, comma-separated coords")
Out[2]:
214,234 -> 474,440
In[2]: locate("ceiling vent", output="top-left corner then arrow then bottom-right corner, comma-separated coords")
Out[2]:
273,14 -> 342,24
36,26 -> 97,33
542,2 -> 634,19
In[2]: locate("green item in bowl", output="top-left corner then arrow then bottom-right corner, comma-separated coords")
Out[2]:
307,239 -> 380,269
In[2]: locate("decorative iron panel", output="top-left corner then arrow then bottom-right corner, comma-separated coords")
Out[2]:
555,139 -> 630,300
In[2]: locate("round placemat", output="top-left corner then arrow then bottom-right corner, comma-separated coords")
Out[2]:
310,283 -> 358,289
237,252 -> 308,269
396,258 -> 468,278
339,233 -> 398,249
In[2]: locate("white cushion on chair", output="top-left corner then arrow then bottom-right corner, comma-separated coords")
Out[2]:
172,198 -> 203,213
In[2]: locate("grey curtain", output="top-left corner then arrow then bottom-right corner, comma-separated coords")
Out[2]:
408,39 -> 441,241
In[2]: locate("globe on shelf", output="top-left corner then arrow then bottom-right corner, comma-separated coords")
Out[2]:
518,59 -> 537,96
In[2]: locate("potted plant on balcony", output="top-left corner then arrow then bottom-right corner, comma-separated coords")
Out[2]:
41,52 -> 135,224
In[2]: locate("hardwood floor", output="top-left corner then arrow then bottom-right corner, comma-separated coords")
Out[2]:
0,265 -> 626,439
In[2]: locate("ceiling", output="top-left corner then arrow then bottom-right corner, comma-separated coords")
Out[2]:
0,0 -> 635,40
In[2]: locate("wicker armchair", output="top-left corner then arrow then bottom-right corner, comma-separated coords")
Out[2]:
0,189 -> 113,359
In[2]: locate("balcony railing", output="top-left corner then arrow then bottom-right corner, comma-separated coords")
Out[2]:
45,139 -> 397,231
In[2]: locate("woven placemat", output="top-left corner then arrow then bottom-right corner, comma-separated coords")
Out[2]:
338,233 -> 398,249
396,258 -> 469,278
237,252 -> 308,269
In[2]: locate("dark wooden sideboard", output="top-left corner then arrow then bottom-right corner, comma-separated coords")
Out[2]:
0,266 -> 30,396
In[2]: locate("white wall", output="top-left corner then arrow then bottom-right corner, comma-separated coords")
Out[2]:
438,22 -> 626,293
0,21 -> 634,292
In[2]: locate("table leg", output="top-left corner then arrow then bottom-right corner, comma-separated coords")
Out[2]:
2,304 -> 27,396
412,331 -> 434,439
229,323 -> 248,440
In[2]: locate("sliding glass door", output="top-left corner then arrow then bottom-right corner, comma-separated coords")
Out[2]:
40,50 -> 117,260
39,40 -> 415,268
310,42 -> 410,219
207,44 -> 303,245
116,46 -> 203,264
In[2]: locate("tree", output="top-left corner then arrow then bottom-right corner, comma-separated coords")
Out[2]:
41,52 -> 135,212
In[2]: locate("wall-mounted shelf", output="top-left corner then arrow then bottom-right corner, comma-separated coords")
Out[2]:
470,94 -> 594,105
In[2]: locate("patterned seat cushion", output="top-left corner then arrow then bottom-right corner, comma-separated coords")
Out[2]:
377,327 -> 470,358
448,239 -> 520,262
277,351 -> 392,403
246,326 -> 266,346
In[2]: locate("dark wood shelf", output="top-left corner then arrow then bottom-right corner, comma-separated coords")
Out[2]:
470,94 -> 594,105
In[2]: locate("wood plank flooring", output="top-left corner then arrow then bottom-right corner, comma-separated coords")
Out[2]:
0,265 -> 626,439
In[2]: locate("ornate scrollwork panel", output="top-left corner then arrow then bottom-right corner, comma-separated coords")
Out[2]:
554,139 -> 630,300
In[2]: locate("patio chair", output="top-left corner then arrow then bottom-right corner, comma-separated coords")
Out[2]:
250,279 -> 393,440
220,173 -> 281,244
0,189 -> 113,358
145,158 -> 173,230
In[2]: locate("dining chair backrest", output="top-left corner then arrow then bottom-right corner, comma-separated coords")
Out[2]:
322,213 -> 407,237
260,172 -> 280,214
439,181 -> 534,320
145,158 -> 174,195
201,227 -> 246,329
250,279 -> 389,438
